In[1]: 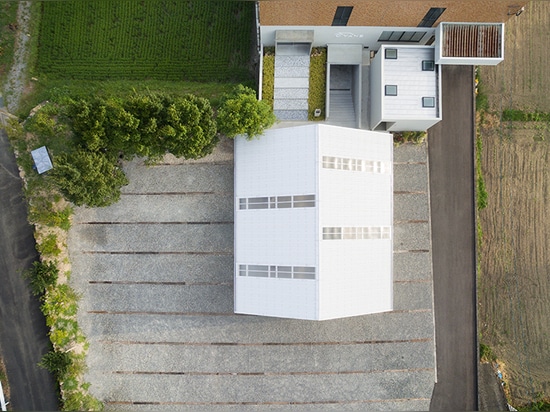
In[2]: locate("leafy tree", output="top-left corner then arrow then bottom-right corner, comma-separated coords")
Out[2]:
160,94 -> 218,159
216,84 -> 276,139
50,150 -> 128,207
66,98 -> 109,153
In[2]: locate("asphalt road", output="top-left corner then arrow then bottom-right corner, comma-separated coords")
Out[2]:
428,65 -> 478,411
0,128 -> 59,410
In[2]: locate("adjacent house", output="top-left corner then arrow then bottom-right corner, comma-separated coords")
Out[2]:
257,1 -> 510,129
234,0 -> 524,321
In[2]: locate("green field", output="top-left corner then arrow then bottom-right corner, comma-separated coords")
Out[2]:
36,0 -> 253,82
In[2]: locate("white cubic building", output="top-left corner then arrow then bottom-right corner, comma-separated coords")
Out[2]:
234,124 -> 393,320
370,45 -> 442,132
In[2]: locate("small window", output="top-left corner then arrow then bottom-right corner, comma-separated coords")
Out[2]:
418,7 -> 446,28
332,6 -> 353,26
239,198 -> 247,210
422,60 -> 435,71
277,195 -> 292,208
248,197 -> 269,209
422,97 -> 436,108
385,48 -> 398,59
385,85 -> 398,96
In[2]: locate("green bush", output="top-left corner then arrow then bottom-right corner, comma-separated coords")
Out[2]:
308,48 -> 327,121
29,199 -> 73,231
393,131 -> 427,146
37,233 -> 62,257
216,84 -> 276,139
39,350 -> 72,379
51,150 -> 129,207
24,260 -> 59,296
479,342 -> 496,362
41,284 -> 80,324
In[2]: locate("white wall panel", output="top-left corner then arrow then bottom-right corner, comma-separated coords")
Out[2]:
235,277 -> 317,320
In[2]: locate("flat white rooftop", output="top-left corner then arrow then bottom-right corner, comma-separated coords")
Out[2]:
234,124 -> 393,320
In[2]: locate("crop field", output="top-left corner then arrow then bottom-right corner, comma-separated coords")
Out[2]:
36,0 -> 253,82
478,1 -> 550,406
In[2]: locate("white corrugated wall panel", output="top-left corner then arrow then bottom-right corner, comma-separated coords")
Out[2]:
235,277 -> 317,320
317,126 -> 393,319
383,47 -> 438,119
318,241 -> 393,320
234,125 -> 317,198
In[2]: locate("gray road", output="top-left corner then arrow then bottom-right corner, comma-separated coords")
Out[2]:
0,129 -> 59,410
428,65 -> 478,411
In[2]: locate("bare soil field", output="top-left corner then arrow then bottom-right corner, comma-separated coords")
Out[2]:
478,1 -> 550,405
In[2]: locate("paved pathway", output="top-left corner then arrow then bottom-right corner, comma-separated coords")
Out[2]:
428,65 -> 478,411
68,139 -> 437,410
0,129 -> 59,411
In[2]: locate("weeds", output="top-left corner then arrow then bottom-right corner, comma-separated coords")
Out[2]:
308,48 -> 326,121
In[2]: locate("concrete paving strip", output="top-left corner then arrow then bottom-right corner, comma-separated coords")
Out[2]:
89,370 -> 435,403
393,192 -> 430,221
69,253 -> 233,284
393,222 -> 431,251
105,399 -> 431,411
83,283 -> 234,314
79,311 -> 436,344
393,251 -> 433,281
393,143 -> 429,164
70,223 -> 233,253
87,340 -> 435,373
393,282 -> 434,311
121,161 -> 234,194
73,194 -> 234,223
393,163 -> 429,192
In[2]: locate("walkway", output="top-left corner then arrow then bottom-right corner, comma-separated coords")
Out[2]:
428,65 -> 478,411
273,54 -> 310,121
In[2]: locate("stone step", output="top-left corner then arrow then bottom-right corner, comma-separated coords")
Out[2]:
274,88 -> 309,99
274,109 -> 309,121
274,77 -> 309,89
274,55 -> 310,68
274,66 -> 310,78
273,99 -> 308,111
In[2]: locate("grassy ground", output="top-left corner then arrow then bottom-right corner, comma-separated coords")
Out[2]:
36,0 -> 253,82
0,1 -> 18,81
477,1 -> 550,406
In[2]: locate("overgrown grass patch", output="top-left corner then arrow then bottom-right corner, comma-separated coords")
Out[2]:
502,109 -> 550,122
36,0 -> 254,83
308,48 -> 326,120
0,1 -> 18,81
261,48 -> 274,109
475,134 -> 488,210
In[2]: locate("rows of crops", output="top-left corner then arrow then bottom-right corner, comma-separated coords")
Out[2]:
37,0 -> 253,82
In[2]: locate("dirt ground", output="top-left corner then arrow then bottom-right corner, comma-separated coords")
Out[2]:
478,1 -> 550,406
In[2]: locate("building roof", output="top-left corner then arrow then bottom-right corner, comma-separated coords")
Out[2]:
259,0 -> 526,27
435,22 -> 504,65
234,124 -> 393,320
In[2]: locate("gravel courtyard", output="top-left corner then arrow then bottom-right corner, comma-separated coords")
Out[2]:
68,137 -> 436,410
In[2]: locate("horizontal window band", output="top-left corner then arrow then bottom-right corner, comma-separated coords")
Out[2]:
238,264 -> 316,280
